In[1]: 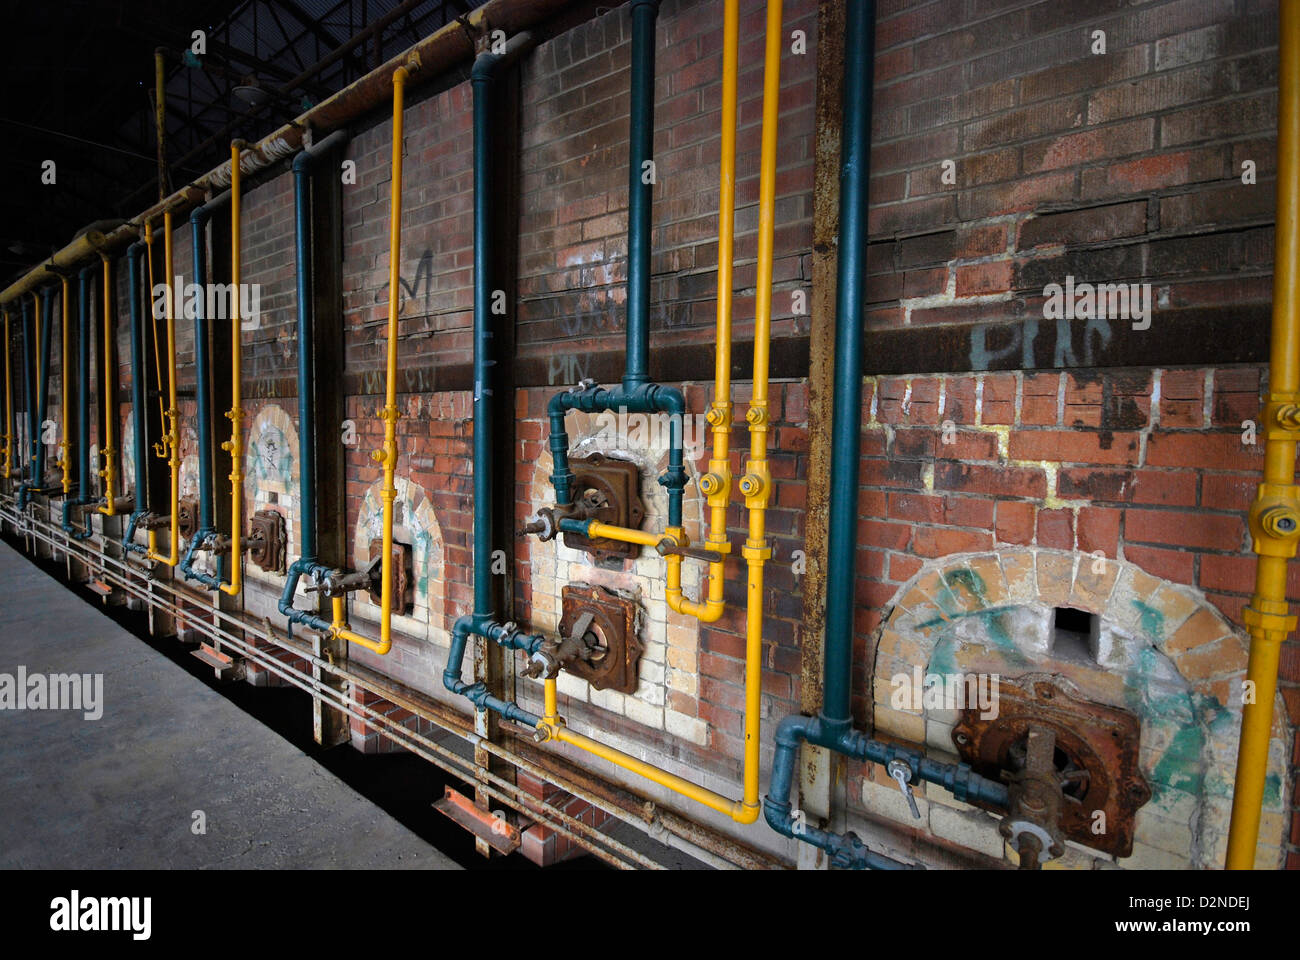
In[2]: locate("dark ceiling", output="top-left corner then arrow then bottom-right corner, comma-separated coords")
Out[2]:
0,0 -> 475,285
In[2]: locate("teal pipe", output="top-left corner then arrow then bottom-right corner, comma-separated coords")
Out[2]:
63,266 -> 98,539
541,0 -> 688,531
444,36 -> 551,719
121,244 -> 150,551
20,297 -> 34,492
18,288 -> 56,510
760,0 -> 1007,868
279,129 -> 350,633
181,192 -> 234,587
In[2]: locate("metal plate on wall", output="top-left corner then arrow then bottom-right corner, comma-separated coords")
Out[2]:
561,453 -> 645,562
951,678 -> 1151,858
558,583 -> 641,693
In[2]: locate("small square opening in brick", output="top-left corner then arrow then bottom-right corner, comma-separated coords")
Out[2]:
1052,607 -> 1099,663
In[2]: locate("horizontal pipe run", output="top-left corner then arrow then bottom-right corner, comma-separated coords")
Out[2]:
3,498 -> 774,870
762,713 -> 1007,869
1,0 -> 576,308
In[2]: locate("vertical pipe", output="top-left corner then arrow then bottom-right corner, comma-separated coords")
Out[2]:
77,268 -> 92,504
820,0 -> 874,731
147,210 -> 181,565
22,297 -> 33,487
126,244 -> 149,535
59,279 -> 72,493
293,156 -> 317,563
471,56 -> 493,619
1,308 -> 10,479
219,141 -> 246,596
36,287 -> 54,491
622,0 -> 658,391
191,211 -> 215,534
331,68 -> 408,654
97,255 -> 120,514
1226,0 -> 1300,869
155,48 -> 168,203
737,0 -> 786,819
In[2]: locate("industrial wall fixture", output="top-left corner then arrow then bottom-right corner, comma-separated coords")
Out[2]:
446,0 -> 775,826
1,307 -> 11,480
122,240 -> 152,553
1228,0 -> 1300,869
763,0 -> 1016,870
96,254 -> 128,517
145,210 -> 183,567
61,266 -> 98,541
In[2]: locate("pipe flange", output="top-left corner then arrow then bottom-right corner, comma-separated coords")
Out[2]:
1001,819 -> 1058,864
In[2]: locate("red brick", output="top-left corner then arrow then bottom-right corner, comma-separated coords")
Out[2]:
1201,473 -> 1256,512
1125,509 -> 1246,551
996,501 -> 1036,546
1008,430 -> 1142,466
1037,508 -> 1074,549
933,461 -> 1047,499
956,260 -> 1011,297
1146,431 -> 1263,470
1124,544 -> 1196,584
1077,507 -> 1121,558
912,527 -> 994,558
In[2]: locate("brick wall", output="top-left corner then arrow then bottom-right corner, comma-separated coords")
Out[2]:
68,0 -> 1296,866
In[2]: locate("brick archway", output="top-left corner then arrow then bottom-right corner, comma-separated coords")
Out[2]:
869,547 -> 1291,869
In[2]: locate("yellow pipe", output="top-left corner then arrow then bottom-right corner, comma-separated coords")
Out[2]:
97,255 -> 121,516
667,0 -> 739,626
535,686 -> 744,820
583,519 -> 662,548
217,142 -> 246,597
530,0 -> 769,826
144,220 -> 168,446
58,280 -> 72,493
1,308 -> 11,479
1227,0 -> 1300,869
146,210 -> 181,565
330,66 -> 410,657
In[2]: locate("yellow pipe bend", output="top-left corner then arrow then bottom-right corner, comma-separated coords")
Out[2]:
530,0 -> 767,825
331,65 -> 410,657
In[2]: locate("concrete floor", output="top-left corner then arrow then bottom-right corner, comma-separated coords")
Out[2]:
0,541 -> 457,870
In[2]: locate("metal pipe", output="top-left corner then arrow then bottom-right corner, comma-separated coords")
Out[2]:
18,288 -> 55,510
146,210 -> 181,566
61,267 -> 96,540
329,66 -> 415,655
1227,0 -> 1300,869
154,48 -> 168,202
665,0 -> 739,625
1,307 -> 11,480
4,498 -> 776,870
217,141 -> 246,596
279,128 -> 350,631
96,255 -> 123,516
1,0 -> 576,308
58,279 -> 72,494
178,190 -> 228,584
761,0 -> 973,868
122,242 -> 149,552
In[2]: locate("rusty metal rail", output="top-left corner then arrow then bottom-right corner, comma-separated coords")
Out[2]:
0,496 -> 784,870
